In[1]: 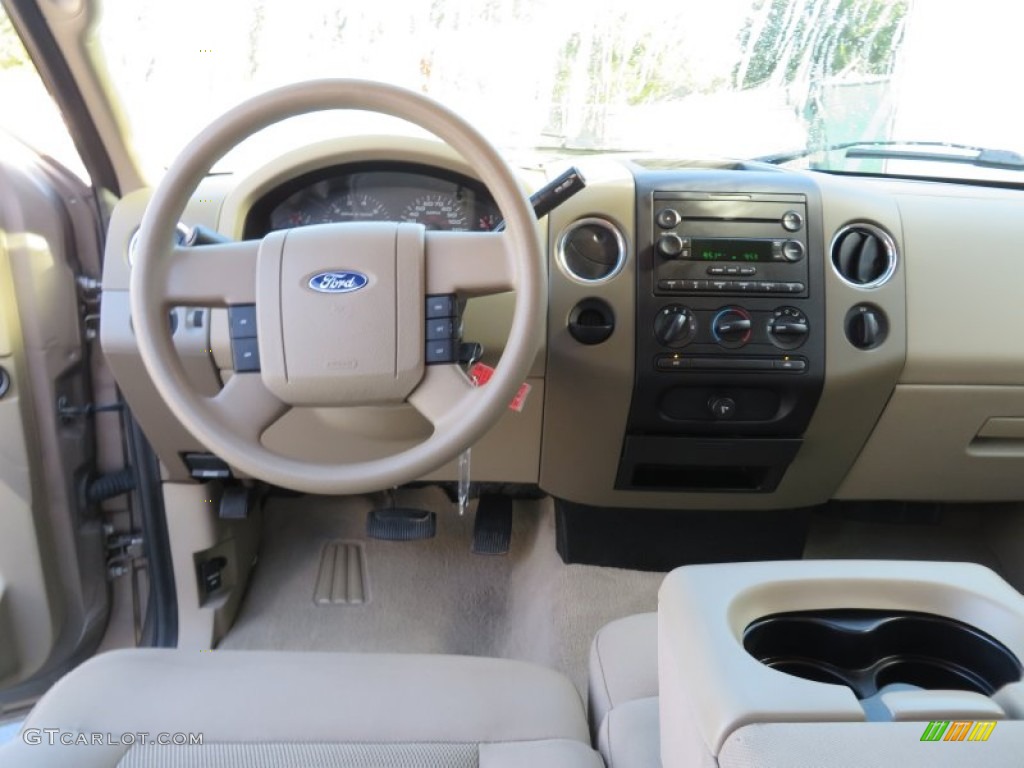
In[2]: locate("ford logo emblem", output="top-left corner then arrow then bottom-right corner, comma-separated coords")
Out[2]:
307,271 -> 369,294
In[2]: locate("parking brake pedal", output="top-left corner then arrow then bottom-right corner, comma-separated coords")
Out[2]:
472,495 -> 513,555
366,508 -> 436,541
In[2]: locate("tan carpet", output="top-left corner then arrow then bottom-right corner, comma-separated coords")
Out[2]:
218,489 -> 665,696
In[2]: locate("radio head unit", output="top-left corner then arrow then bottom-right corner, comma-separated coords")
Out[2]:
653,197 -> 809,297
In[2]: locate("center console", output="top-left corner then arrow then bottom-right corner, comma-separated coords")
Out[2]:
656,561 -> 1024,767
617,171 -> 825,493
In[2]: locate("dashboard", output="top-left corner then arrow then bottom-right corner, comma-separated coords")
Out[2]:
243,162 -> 502,237
99,136 -> 1024,511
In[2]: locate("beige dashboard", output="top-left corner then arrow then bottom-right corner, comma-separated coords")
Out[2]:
99,136 -> 1024,508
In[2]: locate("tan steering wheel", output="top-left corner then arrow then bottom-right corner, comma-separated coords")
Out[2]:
130,80 -> 545,494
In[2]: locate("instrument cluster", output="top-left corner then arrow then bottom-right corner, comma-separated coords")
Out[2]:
245,163 -> 502,237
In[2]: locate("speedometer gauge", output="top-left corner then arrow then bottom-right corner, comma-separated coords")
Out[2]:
328,193 -> 392,222
401,194 -> 470,231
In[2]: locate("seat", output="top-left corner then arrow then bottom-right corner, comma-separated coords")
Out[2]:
588,613 -> 662,768
0,649 -> 604,767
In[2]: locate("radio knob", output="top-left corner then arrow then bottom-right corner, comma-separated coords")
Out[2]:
657,233 -> 685,258
767,306 -> 809,350
712,307 -> 753,348
656,208 -> 681,229
782,239 -> 805,262
654,305 -> 697,348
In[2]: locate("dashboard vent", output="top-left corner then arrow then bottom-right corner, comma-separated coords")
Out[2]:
831,224 -> 897,288
557,218 -> 627,283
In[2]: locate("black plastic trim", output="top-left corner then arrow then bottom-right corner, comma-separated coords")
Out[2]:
125,412 -> 178,647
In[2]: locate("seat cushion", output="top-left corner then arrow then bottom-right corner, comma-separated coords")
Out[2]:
0,649 -> 603,768
597,697 -> 666,768
588,612 -> 659,735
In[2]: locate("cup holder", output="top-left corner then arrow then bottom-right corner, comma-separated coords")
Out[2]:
743,610 -> 1022,700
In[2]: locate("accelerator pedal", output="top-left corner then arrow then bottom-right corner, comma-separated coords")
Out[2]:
366,507 -> 436,541
472,495 -> 514,555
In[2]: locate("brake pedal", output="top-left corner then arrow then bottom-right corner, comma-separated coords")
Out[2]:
472,495 -> 513,555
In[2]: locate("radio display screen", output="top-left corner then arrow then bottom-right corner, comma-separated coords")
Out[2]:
693,239 -> 773,262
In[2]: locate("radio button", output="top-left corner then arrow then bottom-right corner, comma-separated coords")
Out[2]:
739,267 -> 757,276
657,279 -> 680,291
708,266 -> 726,276
782,210 -> 804,232
725,266 -> 740,276
656,208 -> 681,229
759,282 -> 778,293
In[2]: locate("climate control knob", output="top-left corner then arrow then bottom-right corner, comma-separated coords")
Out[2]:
654,305 -> 697,348
767,306 -> 809,350
712,307 -> 753,348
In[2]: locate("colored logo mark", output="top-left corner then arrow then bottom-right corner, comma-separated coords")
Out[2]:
920,720 -> 996,742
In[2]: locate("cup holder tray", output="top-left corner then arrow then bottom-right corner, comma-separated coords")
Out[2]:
743,610 -> 1022,699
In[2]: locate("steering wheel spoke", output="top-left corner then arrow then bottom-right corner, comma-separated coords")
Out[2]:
408,363 -> 479,427
425,231 -> 514,298
209,373 -> 289,443
163,241 -> 260,305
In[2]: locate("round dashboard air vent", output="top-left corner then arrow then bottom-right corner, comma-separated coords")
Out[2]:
557,218 -> 627,283
831,223 -> 898,288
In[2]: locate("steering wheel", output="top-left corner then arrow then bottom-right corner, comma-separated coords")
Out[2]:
130,80 -> 545,495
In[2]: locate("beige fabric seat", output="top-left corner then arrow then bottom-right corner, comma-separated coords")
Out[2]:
0,649 -> 604,768
588,613 -> 662,768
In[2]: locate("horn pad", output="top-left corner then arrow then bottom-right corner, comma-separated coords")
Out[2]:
256,222 -> 425,406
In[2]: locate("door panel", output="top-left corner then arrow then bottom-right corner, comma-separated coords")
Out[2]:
0,138 -> 108,704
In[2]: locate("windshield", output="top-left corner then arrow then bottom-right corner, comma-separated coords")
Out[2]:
95,0 -> 1024,183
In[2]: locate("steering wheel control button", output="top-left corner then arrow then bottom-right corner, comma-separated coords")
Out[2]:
656,208 -> 681,229
782,210 -> 804,232
709,396 -> 737,420
228,304 -> 258,338
426,318 -> 456,341
425,294 -> 457,319
712,307 -> 753,349
768,307 -> 810,350
653,305 -> 697,348
232,338 -> 261,373
424,294 -> 462,364
426,339 -> 457,364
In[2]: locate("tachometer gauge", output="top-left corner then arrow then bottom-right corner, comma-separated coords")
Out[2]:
327,193 -> 392,222
401,193 -> 470,231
